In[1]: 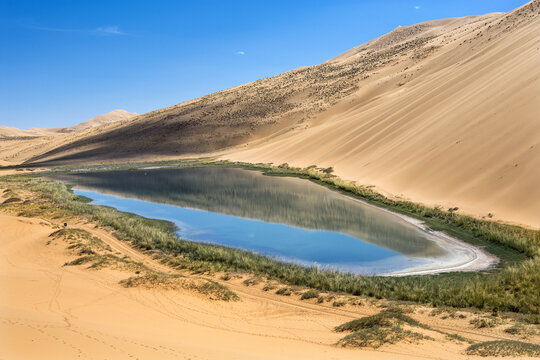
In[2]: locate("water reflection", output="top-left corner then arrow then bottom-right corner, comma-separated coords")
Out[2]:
56,167 -> 449,273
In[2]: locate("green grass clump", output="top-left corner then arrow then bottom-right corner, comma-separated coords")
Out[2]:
243,276 -> 263,286
445,333 -> 472,343
64,255 -> 95,266
276,287 -> 292,296
2,197 -> 22,204
470,317 -> 501,329
335,309 -> 423,332
338,326 -> 429,348
466,340 -> 540,357
120,273 -> 239,301
504,323 -> 538,337
64,253 -> 136,270
300,289 -> 319,300
197,279 -> 239,301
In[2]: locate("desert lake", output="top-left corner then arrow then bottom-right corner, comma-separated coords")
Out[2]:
55,167 -> 480,275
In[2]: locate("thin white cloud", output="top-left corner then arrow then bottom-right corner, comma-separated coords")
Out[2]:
95,26 -> 124,35
27,25 -> 126,36
236,51 -> 245,55
414,5 -> 421,9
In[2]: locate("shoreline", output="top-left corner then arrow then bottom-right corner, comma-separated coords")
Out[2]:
63,163 -> 501,276
2,167 -> 538,314
341,194 -> 500,276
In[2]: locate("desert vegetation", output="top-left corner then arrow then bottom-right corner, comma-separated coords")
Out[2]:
43,216 -> 239,301
466,340 -> 540,357
334,308 -> 434,348
0,160 -> 539,317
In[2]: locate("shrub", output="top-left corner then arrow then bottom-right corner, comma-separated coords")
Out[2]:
335,309 -> 422,333
338,326 -> 428,348
2,197 -> 22,204
467,340 -> 540,357
300,289 -> 319,300
276,287 -> 291,296
470,317 -> 500,329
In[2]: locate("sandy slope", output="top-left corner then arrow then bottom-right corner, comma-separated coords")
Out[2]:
226,1 -> 540,227
1,1 -> 538,229
3,212 -> 538,360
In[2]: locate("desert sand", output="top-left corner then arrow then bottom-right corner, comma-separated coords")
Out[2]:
3,211 -> 537,360
1,2 -> 538,228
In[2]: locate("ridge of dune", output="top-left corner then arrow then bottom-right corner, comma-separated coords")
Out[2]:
61,109 -> 138,132
0,125 -> 57,138
0,110 -> 138,166
327,13 -> 502,63
2,1 -> 539,227
0,110 -> 137,138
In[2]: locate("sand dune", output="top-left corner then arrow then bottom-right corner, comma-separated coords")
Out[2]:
0,110 -> 137,166
61,109 -> 138,133
0,110 -> 136,139
1,1 -> 538,228
228,2 -> 540,227
3,211 -> 535,360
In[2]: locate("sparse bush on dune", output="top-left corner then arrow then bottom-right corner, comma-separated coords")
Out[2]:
335,309 -> 423,333
120,273 -> 239,301
276,287 -> 292,296
300,289 -> 319,300
469,317 -> 501,329
337,326 -> 429,349
466,340 -> 540,357
504,323 -> 538,337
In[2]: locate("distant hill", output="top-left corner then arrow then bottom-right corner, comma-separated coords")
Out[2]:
0,110 -> 137,138
59,110 -> 138,133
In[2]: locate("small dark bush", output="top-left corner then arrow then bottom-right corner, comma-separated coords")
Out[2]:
2,197 -> 22,204
300,289 -> 319,300
276,287 -> 291,296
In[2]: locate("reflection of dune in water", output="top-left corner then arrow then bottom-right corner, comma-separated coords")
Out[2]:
56,167 -> 447,258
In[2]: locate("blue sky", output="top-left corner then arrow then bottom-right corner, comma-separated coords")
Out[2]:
0,0 -> 527,129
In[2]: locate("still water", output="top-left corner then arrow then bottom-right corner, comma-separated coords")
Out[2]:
56,167 -> 466,274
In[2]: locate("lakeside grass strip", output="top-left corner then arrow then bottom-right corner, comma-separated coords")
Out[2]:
1,161 -> 539,315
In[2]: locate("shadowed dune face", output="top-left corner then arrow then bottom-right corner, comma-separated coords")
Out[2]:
3,1 -> 539,227
20,13 -> 498,166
